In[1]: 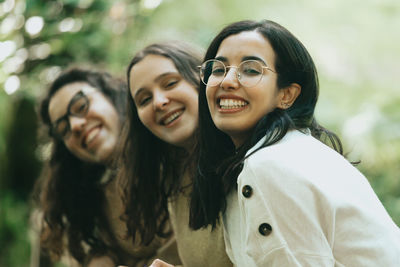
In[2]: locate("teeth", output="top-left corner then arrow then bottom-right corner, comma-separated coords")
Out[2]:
219,99 -> 248,109
85,127 -> 100,145
163,110 -> 183,125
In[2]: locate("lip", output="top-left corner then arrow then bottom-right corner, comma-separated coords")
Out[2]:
216,94 -> 248,113
82,124 -> 102,148
158,108 -> 185,128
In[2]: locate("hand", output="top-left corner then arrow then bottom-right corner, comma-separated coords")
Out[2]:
87,255 -> 115,267
150,259 -> 174,267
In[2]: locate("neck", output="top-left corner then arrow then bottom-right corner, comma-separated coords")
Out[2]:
179,135 -> 196,153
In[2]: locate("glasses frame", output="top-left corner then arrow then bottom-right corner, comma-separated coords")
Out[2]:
50,90 -> 90,140
199,59 -> 276,88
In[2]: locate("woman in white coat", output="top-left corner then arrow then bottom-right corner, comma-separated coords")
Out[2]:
189,19 -> 400,266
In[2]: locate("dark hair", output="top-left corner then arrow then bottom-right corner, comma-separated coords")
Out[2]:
118,42 -> 202,245
35,68 -> 127,263
189,19 -> 344,230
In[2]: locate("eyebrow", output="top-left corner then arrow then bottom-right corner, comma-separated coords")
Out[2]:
133,71 -> 179,99
214,55 -> 268,66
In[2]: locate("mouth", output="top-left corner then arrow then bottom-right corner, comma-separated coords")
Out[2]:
82,125 -> 101,148
160,109 -> 184,126
218,98 -> 248,110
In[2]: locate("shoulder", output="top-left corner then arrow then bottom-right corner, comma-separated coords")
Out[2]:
246,130 -> 347,173
240,130 -> 365,200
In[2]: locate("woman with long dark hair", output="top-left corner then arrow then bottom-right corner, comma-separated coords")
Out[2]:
118,42 -> 232,267
190,20 -> 400,266
34,68 -> 178,266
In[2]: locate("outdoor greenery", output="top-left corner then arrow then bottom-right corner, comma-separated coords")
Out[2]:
0,0 -> 399,266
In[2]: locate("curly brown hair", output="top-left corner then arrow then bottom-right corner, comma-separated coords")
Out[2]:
34,68 -> 127,264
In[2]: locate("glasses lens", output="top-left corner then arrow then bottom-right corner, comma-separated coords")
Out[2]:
70,93 -> 89,117
200,60 -> 225,86
238,60 -> 264,87
53,119 -> 69,139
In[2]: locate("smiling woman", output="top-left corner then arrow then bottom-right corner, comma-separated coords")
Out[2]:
33,68 -> 179,267
190,19 -> 400,266
129,54 -> 198,149
47,82 -> 120,163
117,42 -> 232,267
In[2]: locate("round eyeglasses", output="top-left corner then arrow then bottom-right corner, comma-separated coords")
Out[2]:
50,90 -> 90,140
199,59 -> 276,88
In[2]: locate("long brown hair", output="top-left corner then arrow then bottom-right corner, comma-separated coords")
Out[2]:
118,42 -> 202,245
34,68 -> 127,263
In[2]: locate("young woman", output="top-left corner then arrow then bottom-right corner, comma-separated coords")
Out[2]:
118,43 -> 232,267
34,68 -> 179,267
189,20 -> 400,266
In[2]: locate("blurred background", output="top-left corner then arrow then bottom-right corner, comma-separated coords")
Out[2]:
0,0 -> 399,265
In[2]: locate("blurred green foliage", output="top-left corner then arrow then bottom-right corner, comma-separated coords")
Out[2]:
0,0 -> 399,265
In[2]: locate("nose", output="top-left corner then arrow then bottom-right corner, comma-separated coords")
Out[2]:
153,90 -> 170,110
220,67 -> 239,90
69,116 -> 86,132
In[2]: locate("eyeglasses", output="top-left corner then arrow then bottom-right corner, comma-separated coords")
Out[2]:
50,90 -> 90,140
199,59 -> 276,88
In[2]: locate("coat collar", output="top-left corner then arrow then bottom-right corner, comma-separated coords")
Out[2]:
246,128 -> 311,157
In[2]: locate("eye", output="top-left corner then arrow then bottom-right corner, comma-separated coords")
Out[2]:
55,120 -> 69,138
211,67 -> 225,76
70,96 -> 89,115
241,61 -> 263,76
242,67 -> 261,75
77,102 -> 88,113
138,96 -> 152,107
164,79 -> 179,89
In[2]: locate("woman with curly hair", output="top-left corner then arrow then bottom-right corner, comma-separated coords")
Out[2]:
34,68 -> 179,266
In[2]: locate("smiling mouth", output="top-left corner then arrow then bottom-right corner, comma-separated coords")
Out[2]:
161,109 -> 184,125
219,98 -> 248,109
82,126 -> 101,148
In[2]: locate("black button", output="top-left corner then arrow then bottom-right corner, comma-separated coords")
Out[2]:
258,223 -> 272,236
242,185 -> 253,198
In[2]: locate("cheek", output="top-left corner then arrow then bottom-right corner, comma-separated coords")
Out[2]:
64,138 -> 83,156
205,88 -> 215,108
137,109 -> 153,129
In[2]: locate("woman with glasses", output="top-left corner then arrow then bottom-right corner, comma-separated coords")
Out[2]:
189,20 -> 400,266
118,42 -> 232,267
34,68 -> 180,266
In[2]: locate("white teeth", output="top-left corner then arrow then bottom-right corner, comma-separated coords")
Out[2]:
219,99 -> 248,109
163,110 -> 183,125
85,127 -> 100,145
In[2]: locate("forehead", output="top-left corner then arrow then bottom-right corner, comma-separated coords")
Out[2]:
48,82 -> 96,122
129,54 -> 178,90
216,31 -> 275,65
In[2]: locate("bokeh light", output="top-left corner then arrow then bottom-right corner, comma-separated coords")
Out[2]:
58,17 -> 83,33
4,75 -> 20,95
143,0 -> 163,9
25,16 -> 44,36
2,0 -> 15,13
0,40 -> 16,62
28,43 -> 51,60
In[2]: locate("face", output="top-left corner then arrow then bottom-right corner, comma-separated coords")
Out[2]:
129,54 -> 198,149
48,82 -> 120,164
206,30 -> 283,147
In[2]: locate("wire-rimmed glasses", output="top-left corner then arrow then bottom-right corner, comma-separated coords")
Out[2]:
50,90 -> 90,140
199,59 -> 276,88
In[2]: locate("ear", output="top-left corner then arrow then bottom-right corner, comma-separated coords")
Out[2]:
277,83 -> 301,109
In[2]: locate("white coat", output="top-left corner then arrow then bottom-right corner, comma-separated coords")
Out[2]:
223,130 -> 400,266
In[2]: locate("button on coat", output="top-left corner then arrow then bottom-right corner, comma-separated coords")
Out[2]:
242,185 -> 253,198
258,223 -> 272,236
